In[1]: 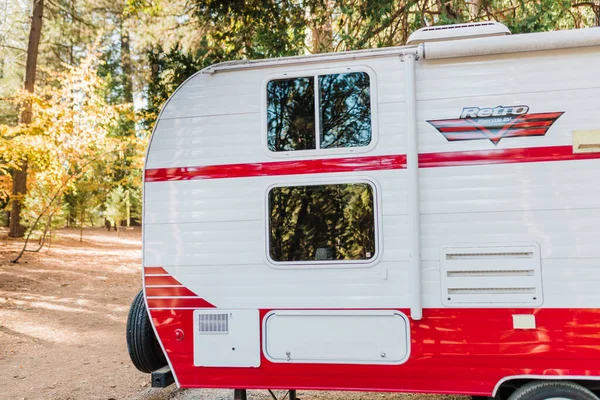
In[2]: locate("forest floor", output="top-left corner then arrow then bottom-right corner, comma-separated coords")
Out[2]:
0,227 -> 463,400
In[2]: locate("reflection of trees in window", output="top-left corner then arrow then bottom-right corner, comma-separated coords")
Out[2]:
319,72 -> 371,149
269,183 -> 375,262
267,77 -> 315,151
266,72 -> 372,152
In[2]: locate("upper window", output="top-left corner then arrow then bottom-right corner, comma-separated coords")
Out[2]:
268,182 -> 376,263
267,72 -> 372,152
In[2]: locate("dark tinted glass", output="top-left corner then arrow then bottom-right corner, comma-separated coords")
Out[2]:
319,72 -> 371,149
267,77 -> 315,151
268,183 -> 375,262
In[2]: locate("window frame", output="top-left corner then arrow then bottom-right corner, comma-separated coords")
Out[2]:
262,66 -> 378,158
263,177 -> 382,269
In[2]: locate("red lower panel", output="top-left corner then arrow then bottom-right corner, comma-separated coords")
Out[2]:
150,308 -> 600,395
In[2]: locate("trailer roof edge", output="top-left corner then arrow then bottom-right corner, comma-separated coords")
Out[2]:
423,27 -> 600,60
200,46 -> 421,74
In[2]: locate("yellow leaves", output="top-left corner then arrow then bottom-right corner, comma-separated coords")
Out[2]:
0,49 -> 133,214
0,174 -> 11,202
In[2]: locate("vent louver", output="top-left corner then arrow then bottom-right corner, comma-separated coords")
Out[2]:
407,22 -> 511,45
441,244 -> 543,307
198,313 -> 229,334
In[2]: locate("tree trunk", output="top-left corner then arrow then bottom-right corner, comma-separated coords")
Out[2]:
120,22 -> 133,104
9,0 -> 44,238
125,189 -> 130,228
80,206 -> 85,242
307,2 -> 334,54
9,162 -> 28,237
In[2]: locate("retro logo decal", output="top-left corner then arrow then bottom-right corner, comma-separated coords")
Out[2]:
427,105 -> 564,145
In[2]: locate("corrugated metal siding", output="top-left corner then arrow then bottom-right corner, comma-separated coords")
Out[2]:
145,46 -> 600,310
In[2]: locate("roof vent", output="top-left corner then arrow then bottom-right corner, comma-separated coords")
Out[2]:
407,22 -> 511,45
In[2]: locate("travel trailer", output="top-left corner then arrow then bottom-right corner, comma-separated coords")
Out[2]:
126,22 -> 600,400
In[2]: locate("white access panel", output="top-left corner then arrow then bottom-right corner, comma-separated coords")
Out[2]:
263,310 -> 410,365
193,309 -> 260,367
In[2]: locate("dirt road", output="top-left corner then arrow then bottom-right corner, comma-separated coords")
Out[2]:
0,228 -> 462,400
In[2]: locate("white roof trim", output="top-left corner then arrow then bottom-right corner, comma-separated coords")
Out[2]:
201,46 -> 420,74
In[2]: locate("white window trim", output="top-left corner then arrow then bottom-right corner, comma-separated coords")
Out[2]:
261,65 -> 379,158
263,176 -> 382,270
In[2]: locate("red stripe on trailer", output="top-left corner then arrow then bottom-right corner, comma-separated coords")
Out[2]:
146,286 -> 199,297
418,145 -> 600,168
144,266 -> 169,275
145,146 -> 600,182
149,307 -> 600,394
147,298 -> 215,309
144,275 -> 182,286
145,154 -> 407,182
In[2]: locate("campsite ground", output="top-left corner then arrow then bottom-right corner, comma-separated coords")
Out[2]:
0,227 -> 464,400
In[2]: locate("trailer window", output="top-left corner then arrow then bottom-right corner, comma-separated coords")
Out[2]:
319,72 -> 371,149
268,183 -> 375,262
267,77 -> 316,151
267,71 -> 372,152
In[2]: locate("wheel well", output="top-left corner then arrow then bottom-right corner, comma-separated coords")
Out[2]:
496,379 -> 600,400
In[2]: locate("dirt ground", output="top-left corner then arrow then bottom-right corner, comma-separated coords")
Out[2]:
0,227 -> 463,400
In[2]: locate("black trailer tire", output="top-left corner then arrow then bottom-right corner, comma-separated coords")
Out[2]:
508,381 -> 598,400
126,290 -> 167,373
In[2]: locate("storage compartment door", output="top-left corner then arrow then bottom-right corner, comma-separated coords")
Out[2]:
263,310 -> 410,365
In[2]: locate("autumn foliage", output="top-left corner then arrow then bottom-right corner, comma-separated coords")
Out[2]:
0,48 -> 144,257
0,0 -> 598,251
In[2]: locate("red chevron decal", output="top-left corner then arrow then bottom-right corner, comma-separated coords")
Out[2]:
428,106 -> 563,145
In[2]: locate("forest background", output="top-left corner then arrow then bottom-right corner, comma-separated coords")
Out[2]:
1,0 -> 598,244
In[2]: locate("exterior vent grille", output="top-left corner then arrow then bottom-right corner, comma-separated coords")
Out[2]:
198,313 -> 229,334
420,22 -> 496,31
441,244 -> 543,307
447,269 -> 535,277
446,252 -> 533,260
407,22 -> 511,45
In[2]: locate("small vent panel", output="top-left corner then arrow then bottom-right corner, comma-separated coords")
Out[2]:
441,244 -> 543,307
193,309 -> 260,367
198,313 -> 229,334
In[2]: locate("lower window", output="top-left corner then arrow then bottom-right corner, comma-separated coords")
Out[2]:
268,182 -> 376,263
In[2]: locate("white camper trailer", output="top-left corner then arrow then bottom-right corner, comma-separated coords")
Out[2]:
127,22 -> 600,400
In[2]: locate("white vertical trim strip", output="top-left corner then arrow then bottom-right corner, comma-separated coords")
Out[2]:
404,53 -> 423,321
